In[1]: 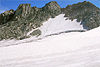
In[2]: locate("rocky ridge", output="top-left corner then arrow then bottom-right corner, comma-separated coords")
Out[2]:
0,1 -> 99,41
62,1 -> 100,29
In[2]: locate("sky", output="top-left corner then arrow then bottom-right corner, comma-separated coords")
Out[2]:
0,0 -> 100,14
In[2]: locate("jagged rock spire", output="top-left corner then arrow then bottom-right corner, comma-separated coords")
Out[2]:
15,4 -> 32,18
44,1 -> 61,10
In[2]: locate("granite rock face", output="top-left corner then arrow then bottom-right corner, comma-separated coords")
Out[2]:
14,4 -> 32,19
42,1 -> 61,18
0,9 -> 15,25
0,1 -> 99,41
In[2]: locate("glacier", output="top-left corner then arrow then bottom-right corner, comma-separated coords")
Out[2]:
0,26 -> 100,67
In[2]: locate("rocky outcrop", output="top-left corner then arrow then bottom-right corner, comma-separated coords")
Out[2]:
30,29 -> 41,37
15,4 -> 32,18
0,9 -> 15,25
42,1 -> 61,18
0,1 -> 61,40
62,1 -> 100,29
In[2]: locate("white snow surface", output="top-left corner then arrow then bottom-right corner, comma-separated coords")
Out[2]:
0,27 -> 100,67
39,14 -> 84,36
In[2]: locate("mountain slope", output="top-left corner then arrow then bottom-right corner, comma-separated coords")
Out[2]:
0,27 -> 100,67
0,1 -> 99,41
0,14 -> 85,47
0,1 -> 61,41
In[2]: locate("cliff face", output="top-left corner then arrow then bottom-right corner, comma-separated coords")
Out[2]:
14,4 -> 32,19
0,1 -> 99,41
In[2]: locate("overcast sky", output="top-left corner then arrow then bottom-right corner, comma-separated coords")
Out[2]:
0,0 -> 100,14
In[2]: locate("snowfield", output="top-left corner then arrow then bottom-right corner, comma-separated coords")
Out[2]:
0,14 -> 85,47
39,14 -> 84,36
0,26 -> 100,67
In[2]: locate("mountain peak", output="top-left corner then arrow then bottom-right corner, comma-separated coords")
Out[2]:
49,1 -> 58,4
44,1 -> 61,10
78,1 -> 97,8
18,4 -> 31,8
63,1 -> 100,30
14,3 -> 32,18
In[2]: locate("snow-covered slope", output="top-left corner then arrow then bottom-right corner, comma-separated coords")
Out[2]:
39,14 -> 84,36
0,14 -> 85,47
0,27 -> 100,67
